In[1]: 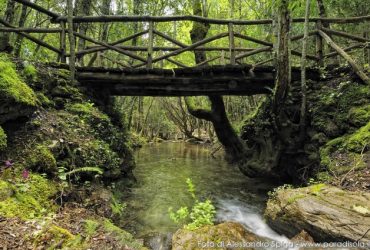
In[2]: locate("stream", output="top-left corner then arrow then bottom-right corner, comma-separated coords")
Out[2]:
124,142 -> 292,249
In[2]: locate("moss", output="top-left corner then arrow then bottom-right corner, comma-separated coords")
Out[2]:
319,121 -> 369,175
33,224 -> 86,249
343,122 -> 370,152
28,145 -> 57,174
22,64 -> 37,82
84,219 -> 100,236
36,92 -> 54,107
102,219 -> 145,249
287,193 -> 306,204
309,183 -> 326,195
0,53 -> 38,106
348,104 -> 370,127
310,80 -> 370,135
0,126 -> 7,151
0,180 -> 13,201
0,174 -> 58,219
66,102 -> 109,121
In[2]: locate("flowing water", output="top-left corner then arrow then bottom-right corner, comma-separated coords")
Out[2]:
124,142 -> 292,249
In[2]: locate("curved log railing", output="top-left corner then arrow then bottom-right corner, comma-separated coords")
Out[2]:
1,0 -> 369,83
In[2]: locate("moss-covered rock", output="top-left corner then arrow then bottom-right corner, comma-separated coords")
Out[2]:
0,174 -> 58,219
0,53 -> 38,123
172,222 -> 265,250
27,144 -> 57,175
319,121 -> 369,175
348,104 -> 370,127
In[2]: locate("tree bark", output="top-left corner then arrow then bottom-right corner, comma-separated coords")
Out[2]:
319,30 -> 370,85
67,0 -> 76,83
76,0 -> 92,65
316,0 -> 339,65
14,4 -> 28,57
0,0 -> 16,52
185,0 -> 246,159
273,0 -> 291,115
299,0 -> 311,142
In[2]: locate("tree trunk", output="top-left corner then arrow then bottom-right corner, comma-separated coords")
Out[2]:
273,0 -> 291,115
299,0 -> 311,142
67,0 -> 76,83
76,0 -> 92,65
0,0 -> 16,52
14,4 -> 28,57
185,0 -> 246,159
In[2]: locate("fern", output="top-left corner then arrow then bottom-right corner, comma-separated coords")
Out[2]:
66,167 -> 103,176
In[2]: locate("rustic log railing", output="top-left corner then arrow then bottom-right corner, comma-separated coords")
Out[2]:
1,0 -> 369,84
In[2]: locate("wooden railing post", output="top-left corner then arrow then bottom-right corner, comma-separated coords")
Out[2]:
147,21 -> 154,69
228,22 -> 235,65
364,31 -> 370,64
67,0 -> 75,83
60,21 -> 66,63
315,20 -> 324,67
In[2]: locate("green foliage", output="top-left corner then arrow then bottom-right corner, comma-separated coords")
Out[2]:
110,194 -> 126,217
0,53 -> 38,106
66,102 -> 109,122
186,199 -> 216,230
169,206 -> 189,224
0,126 -> 7,151
22,64 -> 37,82
28,144 -> 57,174
84,219 -> 100,236
169,178 -> 216,230
267,184 -> 294,199
186,178 -> 196,199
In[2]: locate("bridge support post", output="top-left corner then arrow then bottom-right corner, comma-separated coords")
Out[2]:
147,21 -> 154,69
67,0 -> 76,83
364,31 -> 370,64
315,21 -> 324,67
228,23 -> 236,65
59,21 -> 67,63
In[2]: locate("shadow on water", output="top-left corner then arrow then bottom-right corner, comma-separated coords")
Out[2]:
123,142 -> 290,249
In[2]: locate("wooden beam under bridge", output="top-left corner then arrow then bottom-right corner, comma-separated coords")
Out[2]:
67,65 -> 319,96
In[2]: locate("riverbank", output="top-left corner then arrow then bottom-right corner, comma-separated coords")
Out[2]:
0,54 -> 146,249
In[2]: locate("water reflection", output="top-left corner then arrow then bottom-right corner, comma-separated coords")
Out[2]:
124,142 -> 273,238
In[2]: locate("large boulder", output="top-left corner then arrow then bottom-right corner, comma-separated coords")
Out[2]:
172,222 -> 265,250
265,184 -> 370,243
0,54 -> 38,124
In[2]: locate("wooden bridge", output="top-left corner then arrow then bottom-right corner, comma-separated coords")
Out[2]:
1,0 -> 369,95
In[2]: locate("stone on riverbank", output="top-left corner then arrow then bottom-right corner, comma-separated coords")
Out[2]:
265,184 -> 370,243
172,222 -> 264,250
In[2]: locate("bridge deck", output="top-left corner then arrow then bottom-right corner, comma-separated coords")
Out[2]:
70,65 -> 319,96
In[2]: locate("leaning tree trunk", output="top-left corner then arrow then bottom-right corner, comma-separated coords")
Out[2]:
0,0 -> 16,52
185,0 -> 247,160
